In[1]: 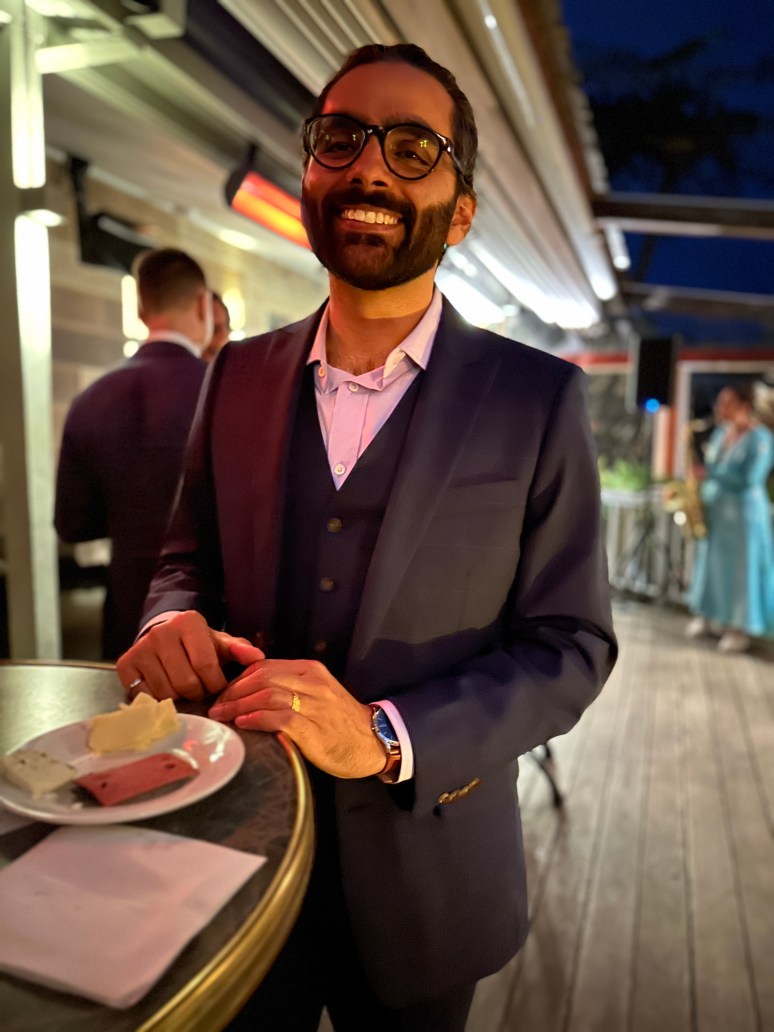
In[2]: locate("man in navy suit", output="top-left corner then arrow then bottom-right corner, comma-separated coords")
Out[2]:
118,46 -> 617,1031
55,248 -> 210,658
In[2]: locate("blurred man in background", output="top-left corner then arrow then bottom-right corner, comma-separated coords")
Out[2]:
202,291 -> 231,363
55,247 -> 210,658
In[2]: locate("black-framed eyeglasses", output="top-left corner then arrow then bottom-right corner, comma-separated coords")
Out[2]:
302,114 -> 466,182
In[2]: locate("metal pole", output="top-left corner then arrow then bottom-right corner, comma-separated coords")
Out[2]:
0,1 -> 61,658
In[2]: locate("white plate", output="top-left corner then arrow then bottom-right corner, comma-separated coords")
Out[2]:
0,715 -> 245,825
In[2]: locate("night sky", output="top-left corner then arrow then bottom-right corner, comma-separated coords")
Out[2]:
561,0 -> 774,343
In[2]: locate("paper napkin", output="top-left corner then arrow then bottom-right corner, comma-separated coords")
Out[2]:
0,824 -> 265,1008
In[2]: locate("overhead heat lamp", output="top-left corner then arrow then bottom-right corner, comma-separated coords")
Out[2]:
224,147 -> 309,250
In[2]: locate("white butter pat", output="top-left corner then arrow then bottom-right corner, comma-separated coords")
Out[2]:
88,693 -> 180,754
1,750 -> 76,797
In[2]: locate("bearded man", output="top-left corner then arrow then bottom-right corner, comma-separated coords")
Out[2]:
118,44 -> 617,1032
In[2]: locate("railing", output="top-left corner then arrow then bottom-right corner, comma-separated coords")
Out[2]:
602,487 -> 695,604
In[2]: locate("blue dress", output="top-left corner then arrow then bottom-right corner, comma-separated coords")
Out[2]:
688,423 -> 774,636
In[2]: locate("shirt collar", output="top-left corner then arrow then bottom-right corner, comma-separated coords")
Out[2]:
143,330 -> 203,358
307,288 -> 443,386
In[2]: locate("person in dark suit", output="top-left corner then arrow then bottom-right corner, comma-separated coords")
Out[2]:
117,45 -> 617,1032
55,248 -> 210,659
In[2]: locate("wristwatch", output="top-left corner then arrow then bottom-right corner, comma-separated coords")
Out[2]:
369,704 -> 401,783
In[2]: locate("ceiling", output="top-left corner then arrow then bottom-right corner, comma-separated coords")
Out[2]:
22,0 -> 638,345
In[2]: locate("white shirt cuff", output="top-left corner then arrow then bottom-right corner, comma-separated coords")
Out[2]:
375,699 -> 414,783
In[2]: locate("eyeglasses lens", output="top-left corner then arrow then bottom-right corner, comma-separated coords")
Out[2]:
309,117 -> 442,179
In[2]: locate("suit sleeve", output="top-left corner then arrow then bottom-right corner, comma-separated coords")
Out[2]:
391,366 -> 617,812
54,413 -> 108,543
140,363 -> 225,628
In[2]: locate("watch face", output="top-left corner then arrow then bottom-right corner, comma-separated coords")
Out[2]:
373,708 -> 400,749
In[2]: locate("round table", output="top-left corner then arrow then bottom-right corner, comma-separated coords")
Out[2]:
0,661 -> 313,1032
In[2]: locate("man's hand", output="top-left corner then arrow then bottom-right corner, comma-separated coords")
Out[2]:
208,659 -> 386,779
116,611 -> 264,702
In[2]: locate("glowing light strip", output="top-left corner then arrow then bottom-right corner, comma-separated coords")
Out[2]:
229,171 -> 310,250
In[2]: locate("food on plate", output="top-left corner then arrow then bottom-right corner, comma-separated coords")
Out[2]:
88,692 -> 179,753
75,752 -> 198,805
0,749 -> 76,797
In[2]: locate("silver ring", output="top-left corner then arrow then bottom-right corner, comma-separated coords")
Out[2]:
128,677 -> 144,691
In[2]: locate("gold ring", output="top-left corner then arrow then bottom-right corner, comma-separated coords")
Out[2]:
291,691 -> 301,714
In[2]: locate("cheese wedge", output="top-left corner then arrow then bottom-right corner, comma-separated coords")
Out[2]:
1,750 -> 76,797
88,693 -> 180,754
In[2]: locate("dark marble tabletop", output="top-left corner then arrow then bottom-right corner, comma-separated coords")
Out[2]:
0,661 -> 313,1032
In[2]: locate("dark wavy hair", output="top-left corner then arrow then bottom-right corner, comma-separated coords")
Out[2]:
310,43 -> 478,198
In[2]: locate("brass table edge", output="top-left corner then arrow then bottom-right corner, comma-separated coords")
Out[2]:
0,659 -> 116,671
138,733 -> 314,1032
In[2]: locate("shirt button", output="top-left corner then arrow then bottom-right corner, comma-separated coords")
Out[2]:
312,640 -> 328,654
319,577 -> 335,592
318,366 -> 326,378
348,382 -> 360,392
326,517 -> 343,533
333,463 -> 346,476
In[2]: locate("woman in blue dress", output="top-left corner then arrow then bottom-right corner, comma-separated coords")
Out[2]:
686,383 -> 774,652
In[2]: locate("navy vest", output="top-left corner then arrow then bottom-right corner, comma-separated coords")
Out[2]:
273,365 -> 421,684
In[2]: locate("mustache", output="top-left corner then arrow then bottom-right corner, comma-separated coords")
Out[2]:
321,188 -> 414,224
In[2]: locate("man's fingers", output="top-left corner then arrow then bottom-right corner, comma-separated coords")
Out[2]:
218,666 -> 268,703
117,611 -> 221,700
156,646 -> 209,701
218,635 -> 265,667
119,650 -> 177,700
232,708 -> 295,733
209,685 -> 299,720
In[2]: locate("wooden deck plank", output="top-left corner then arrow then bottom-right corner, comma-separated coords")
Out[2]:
564,609 -> 655,1032
731,650 -> 774,836
629,624 -> 693,1032
683,643 -> 758,1032
711,654 -> 773,1029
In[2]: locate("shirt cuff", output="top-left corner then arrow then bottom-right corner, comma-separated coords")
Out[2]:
376,699 -> 414,783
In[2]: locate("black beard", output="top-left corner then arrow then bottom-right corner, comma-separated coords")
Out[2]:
301,185 -> 457,290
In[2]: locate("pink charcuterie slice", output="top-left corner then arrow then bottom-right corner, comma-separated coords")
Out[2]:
75,753 -> 198,806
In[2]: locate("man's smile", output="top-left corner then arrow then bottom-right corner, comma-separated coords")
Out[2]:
341,207 -> 401,226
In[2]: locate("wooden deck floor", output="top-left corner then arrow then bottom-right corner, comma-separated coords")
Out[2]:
467,601 -> 774,1032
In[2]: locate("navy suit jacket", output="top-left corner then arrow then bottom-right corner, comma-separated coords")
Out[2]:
144,299 -> 617,1005
55,340 -> 206,658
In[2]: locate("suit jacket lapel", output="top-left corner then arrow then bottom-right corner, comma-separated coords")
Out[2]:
347,302 -> 501,676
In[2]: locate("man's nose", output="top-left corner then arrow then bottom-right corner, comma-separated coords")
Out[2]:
344,135 -> 391,187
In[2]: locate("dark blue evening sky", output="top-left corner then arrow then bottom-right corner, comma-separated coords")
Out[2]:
561,0 -> 774,341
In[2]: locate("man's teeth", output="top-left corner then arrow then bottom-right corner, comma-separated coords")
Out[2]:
343,209 -> 398,225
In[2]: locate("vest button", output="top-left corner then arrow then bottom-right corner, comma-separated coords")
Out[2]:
326,517 -> 343,533
319,577 -> 335,592
312,640 -> 328,654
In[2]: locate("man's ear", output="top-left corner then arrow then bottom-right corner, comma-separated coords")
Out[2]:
446,193 -> 476,247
